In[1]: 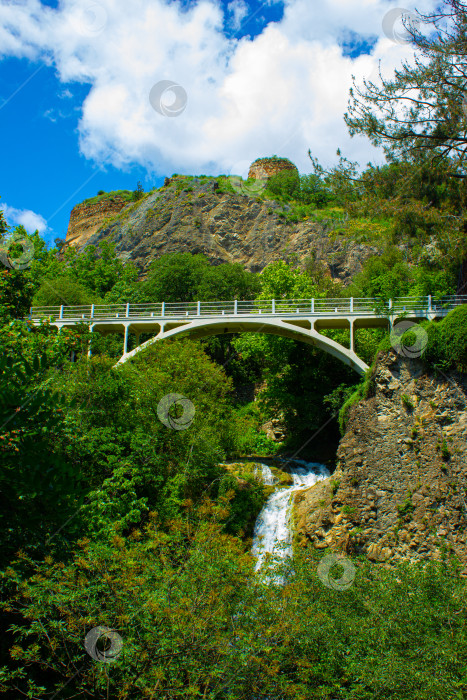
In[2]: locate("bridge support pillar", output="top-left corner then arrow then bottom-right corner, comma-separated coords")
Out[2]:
135,332 -> 141,347
123,323 -> 130,355
350,320 -> 355,353
88,324 -> 95,359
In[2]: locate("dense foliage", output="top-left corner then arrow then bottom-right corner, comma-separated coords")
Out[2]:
2,7 -> 467,691
423,304 -> 467,372
1,197 -> 466,695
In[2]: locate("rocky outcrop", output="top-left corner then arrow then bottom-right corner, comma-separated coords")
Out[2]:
248,157 -> 299,181
262,417 -> 287,443
294,350 -> 467,566
66,196 -> 129,248
65,176 -> 378,281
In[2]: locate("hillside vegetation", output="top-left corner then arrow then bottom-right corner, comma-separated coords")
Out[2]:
2,1 -> 467,694
2,154 -> 467,695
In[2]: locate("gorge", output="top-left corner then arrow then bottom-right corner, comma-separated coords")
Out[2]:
3,158 -> 467,699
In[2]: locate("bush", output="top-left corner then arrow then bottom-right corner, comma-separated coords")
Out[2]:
265,170 -> 300,200
32,276 -> 98,307
401,393 -> 415,410
423,305 -> 467,372
133,181 -> 145,201
299,173 -> 335,207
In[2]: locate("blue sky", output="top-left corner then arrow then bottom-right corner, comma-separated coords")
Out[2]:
0,0 -> 435,246
0,57 -> 149,243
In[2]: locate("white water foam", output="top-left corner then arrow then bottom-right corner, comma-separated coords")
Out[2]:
252,461 -> 329,572
254,463 -> 276,486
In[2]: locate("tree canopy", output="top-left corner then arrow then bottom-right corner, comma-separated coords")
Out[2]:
345,0 -> 467,172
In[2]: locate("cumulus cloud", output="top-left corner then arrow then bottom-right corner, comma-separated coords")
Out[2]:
226,0 -> 248,31
0,0 -> 439,175
0,203 -> 48,234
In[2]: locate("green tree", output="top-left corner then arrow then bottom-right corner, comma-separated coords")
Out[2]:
299,173 -> 334,207
195,262 -> 260,301
133,180 -> 145,200
32,275 -> 98,307
265,169 -> 300,200
258,260 -> 321,299
345,0 -> 467,170
140,253 -> 260,303
0,268 -> 35,323
140,252 -> 210,303
0,351 -> 82,566
62,240 -> 139,298
350,246 -> 414,300
424,304 -> 467,371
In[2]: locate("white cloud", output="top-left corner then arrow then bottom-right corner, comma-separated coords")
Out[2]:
227,0 -> 248,31
0,203 -> 48,234
0,0 -> 439,175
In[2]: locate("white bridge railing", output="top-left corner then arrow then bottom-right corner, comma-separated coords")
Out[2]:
29,295 -> 467,321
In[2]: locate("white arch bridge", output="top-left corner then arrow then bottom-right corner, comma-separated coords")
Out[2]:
29,295 -> 466,376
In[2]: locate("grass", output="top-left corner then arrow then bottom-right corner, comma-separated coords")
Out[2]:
81,189 -> 136,207
397,495 -> 415,520
401,393 -> 415,410
330,479 -> 341,496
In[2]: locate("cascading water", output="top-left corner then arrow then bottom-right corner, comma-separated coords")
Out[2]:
254,463 -> 276,486
252,461 -> 329,572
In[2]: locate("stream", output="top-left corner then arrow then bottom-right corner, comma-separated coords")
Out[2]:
252,460 -> 330,571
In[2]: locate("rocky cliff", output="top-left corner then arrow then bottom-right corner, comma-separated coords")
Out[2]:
64,175 -> 377,281
294,350 -> 467,567
66,195 -> 129,248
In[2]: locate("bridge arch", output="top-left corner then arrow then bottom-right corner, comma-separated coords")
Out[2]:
113,316 -> 369,375
31,294 -> 459,376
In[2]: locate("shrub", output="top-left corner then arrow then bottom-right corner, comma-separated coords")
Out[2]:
339,386 -> 363,434
265,170 -> 300,200
440,437 -> 451,461
401,393 -> 414,410
341,505 -> 356,515
330,479 -> 341,495
397,495 -> 415,520
299,173 -> 335,207
424,305 -> 467,373
133,181 -> 145,201
32,276 -> 98,307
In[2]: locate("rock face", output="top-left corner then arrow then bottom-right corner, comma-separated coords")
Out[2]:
65,176 -> 377,281
294,350 -> 467,566
248,157 -> 299,181
66,196 -> 129,249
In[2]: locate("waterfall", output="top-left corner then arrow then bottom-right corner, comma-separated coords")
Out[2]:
254,463 -> 276,486
252,460 -> 329,572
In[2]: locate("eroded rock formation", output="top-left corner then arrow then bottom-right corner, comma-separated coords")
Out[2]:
294,350 -> 467,566
66,196 -> 129,248
64,176 -> 377,281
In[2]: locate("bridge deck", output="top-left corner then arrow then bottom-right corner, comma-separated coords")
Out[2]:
27,295 -> 467,374
29,294 -> 467,326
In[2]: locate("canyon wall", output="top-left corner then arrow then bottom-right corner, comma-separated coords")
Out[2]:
65,176 -> 378,281
65,195 -> 130,249
295,350 -> 467,567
